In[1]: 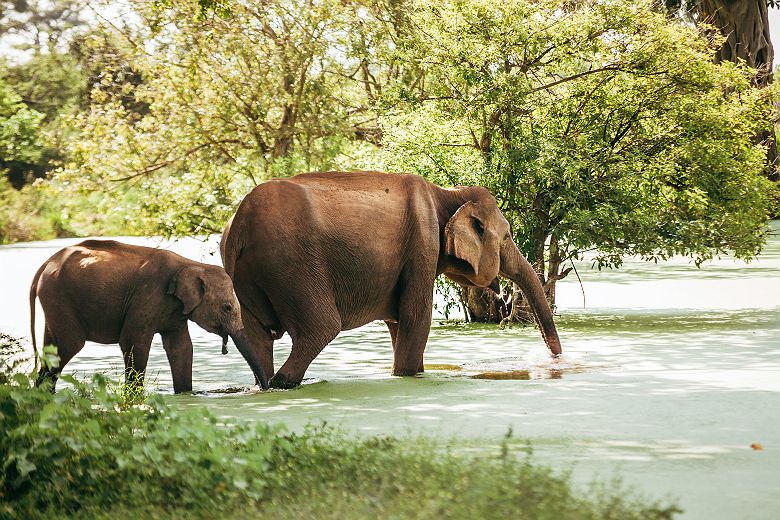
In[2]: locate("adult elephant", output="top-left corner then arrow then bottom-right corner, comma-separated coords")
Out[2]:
221,171 -> 562,389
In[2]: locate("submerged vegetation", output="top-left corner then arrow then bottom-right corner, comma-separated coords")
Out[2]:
0,334 -> 679,519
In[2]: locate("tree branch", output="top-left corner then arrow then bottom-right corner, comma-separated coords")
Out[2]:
531,64 -> 623,92
110,139 -> 242,182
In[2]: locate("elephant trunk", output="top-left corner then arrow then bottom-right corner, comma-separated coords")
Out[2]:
500,240 -> 562,358
230,329 -> 270,390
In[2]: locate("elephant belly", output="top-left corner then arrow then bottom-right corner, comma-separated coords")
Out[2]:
84,330 -> 122,345
339,296 -> 398,330
75,305 -> 125,344
331,265 -> 401,330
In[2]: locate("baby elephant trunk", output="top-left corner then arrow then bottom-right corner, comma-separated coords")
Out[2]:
230,329 -> 269,390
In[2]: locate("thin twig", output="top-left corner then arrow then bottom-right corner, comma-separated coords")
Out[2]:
570,259 -> 586,309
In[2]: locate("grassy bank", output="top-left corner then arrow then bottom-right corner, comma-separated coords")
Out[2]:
0,337 -> 679,519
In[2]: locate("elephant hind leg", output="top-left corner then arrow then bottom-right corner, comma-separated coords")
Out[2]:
240,306 -> 276,382
270,319 -> 340,389
36,319 -> 86,390
386,320 -> 398,352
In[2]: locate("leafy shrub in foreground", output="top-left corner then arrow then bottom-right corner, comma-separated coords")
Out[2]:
0,372 -> 680,519
1,374 -> 282,514
0,334 -> 27,385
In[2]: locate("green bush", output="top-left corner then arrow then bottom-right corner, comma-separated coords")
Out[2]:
0,365 -> 679,519
0,178 -> 69,243
0,177 -> 149,244
0,334 -> 28,385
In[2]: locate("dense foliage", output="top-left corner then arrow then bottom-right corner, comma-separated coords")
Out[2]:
353,0 -> 777,318
0,0 -> 777,311
0,335 -> 679,519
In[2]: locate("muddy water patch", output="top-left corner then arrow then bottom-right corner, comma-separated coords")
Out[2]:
424,363 -> 463,371
471,369 -> 562,380
456,351 -> 613,381
421,351 -> 611,381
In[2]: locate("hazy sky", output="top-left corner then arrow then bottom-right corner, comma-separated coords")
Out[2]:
3,5 -> 780,66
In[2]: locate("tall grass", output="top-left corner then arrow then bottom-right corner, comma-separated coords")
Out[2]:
0,335 -> 680,519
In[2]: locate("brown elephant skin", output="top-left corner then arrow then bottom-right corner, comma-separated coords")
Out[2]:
29,239 -> 268,392
221,171 -> 562,389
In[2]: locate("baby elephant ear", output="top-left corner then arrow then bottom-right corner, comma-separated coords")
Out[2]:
167,266 -> 205,315
444,201 -> 484,276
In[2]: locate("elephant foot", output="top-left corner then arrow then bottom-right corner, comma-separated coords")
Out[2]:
391,367 -> 421,377
269,372 -> 301,389
35,371 -> 58,393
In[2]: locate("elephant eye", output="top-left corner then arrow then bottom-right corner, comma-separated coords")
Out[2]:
223,303 -> 233,313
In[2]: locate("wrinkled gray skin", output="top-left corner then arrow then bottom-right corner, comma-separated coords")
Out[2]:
30,240 -> 268,392
221,171 -> 562,389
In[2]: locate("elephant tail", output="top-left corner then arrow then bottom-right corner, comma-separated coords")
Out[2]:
29,262 -> 46,372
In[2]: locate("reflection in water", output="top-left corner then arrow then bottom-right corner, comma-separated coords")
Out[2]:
2,224 -> 780,520
193,386 -> 251,396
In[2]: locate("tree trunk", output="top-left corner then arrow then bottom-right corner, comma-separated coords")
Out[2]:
697,0 -> 774,84
273,105 -> 295,159
461,233 -> 567,325
697,0 -> 778,181
460,281 -> 510,323
461,279 -> 553,325
461,274 -> 555,325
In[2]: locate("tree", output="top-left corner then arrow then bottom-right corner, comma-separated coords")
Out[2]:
0,76 -> 44,187
0,0 -> 86,54
0,75 -> 53,243
58,0 -> 364,236
666,0 -> 778,181
368,0 -> 776,322
0,0 -> 90,188
55,0 -> 776,327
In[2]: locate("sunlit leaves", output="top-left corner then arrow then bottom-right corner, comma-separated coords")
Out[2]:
51,0 -> 777,282
0,78 -> 44,164
59,0 -> 358,237
382,0 -> 775,277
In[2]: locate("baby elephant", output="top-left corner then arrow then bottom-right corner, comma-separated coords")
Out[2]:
29,239 -> 268,392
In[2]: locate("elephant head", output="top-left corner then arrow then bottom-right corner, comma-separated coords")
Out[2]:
168,265 -> 269,389
439,187 -> 562,357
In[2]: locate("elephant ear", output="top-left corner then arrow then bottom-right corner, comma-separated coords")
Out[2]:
167,266 -> 205,315
444,201 -> 484,276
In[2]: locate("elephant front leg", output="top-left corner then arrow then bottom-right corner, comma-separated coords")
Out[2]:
387,320 -> 424,374
391,318 -> 431,376
162,327 -> 193,393
391,268 -> 434,377
120,332 -> 154,394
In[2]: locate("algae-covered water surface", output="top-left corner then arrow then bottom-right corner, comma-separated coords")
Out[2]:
1,226 -> 779,519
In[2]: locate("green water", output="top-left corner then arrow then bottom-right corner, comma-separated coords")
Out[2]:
2,228 -> 779,519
